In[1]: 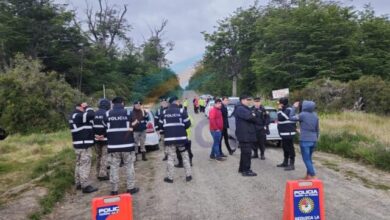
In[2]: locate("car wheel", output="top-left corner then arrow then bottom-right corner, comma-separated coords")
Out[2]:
146,145 -> 159,152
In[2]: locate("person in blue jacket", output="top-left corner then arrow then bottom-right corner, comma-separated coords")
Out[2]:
290,100 -> 320,179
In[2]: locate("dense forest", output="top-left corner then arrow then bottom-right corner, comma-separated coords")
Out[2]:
0,0 -> 181,133
188,0 -> 390,114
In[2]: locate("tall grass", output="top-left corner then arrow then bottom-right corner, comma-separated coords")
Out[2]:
0,130 -> 72,204
318,112 -> 390,171
29,148 -> 75,220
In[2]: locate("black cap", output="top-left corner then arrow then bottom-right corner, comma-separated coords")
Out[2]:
240,95 -> 252,101
169,96 -> 178,104
254,97 -> 261,102
134,100 -> 142,105
98,99 -> 111,110
279,97 -> 289,106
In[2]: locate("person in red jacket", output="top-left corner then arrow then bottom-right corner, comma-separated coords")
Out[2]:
209,99 -> 226,161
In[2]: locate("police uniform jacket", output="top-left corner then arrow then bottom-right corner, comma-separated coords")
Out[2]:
234,104 -> 257,143
69,108 -> 95,149
104,104 -> 135,153
252,106 -> 270,131
159,104 -> 191,146
93,108 -> 108,145
154,106 -> 167,134
277,106 -> 297,139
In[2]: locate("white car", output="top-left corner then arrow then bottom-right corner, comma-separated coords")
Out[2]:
205,100 -> 215,118
125,107 -> 160,151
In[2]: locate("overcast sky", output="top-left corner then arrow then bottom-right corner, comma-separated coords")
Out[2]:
56,0 -> 390,72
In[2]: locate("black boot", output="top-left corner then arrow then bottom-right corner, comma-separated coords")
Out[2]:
285,158 -> 295,171
277,158 -> 288,167
82,185 -> 98,193
175,162 -> 184,168
127,187 -> 140,195
162,154 -> 168,161
142,152 -> 148,161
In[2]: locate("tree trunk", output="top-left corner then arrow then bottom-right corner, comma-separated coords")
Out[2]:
232,75 -> 237,97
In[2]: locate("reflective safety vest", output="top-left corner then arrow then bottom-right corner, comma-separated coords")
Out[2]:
93,108 -> 108,144
69,108 -> 95,149
104,104 -> 135,153
159,104 -> 191,146
277,107 -> 297,139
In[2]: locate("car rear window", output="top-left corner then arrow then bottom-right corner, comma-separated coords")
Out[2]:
268,110 -> 278,122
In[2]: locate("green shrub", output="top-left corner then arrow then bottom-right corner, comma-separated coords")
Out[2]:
291,78 -> 347,112
343,76 -> 390,115
0,55 -> 84,134
292,76 -> 390,115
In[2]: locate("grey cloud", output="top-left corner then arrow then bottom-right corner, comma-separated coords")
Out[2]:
57,0 -> 390,66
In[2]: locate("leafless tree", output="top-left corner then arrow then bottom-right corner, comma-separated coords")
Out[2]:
78,0 -> 131,55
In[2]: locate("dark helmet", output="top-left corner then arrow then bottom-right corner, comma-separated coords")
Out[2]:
279,97 -> 289,106
98,99 -> 111,111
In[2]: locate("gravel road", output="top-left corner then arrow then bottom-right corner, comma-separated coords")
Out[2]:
41,91 -> 390,220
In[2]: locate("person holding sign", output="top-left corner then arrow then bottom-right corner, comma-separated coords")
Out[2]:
290,100 -> 320,179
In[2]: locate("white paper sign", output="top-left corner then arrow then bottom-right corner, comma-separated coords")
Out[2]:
272,88 -> 289,99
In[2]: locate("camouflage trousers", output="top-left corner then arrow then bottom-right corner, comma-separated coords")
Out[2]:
109,151 -> 136,191
74,148 -> 92,188
166,145 -> 192,180
134,131 -> 146,153
94,143 -> 108,177
160,134 -> 167,155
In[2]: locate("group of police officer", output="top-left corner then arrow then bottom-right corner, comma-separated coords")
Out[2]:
233,95 -> 297,176
69,95 -> 193,195
69,93 -> 299,195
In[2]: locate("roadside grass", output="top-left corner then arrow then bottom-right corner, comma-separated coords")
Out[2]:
0,130 -> 74,220
318,112 -> 390,172
28,148 -> 75,220
0,130 -> 71,197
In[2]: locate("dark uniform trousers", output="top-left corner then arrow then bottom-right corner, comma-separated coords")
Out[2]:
282,138 -> 295,160
239,142 -> 254,172
219,128 -> 232,154
177,140 -> 193,164
253,129 -> 266,156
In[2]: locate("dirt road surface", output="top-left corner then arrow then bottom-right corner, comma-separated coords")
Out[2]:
40,91 -> 390,220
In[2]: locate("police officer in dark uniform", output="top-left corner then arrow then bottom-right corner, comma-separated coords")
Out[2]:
276,97 -> 297,171
155,97 -> 169,161
69,102 -> 98,193
159,96 -> 192,183
104,97 -> 139,195
235,95 -> 258,177
93,99 -> 110,181
252,97 -> 270,160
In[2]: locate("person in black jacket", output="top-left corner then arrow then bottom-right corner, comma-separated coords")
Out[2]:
69,102 -> 98,193
235,95 -> 258,177
219,97 -> 235,156
159,96 -> 192,183
104,97 -> 140,195
93,99 -> 110,181
276,97 -> 297,171
252,97 -> 270,160
155,97 -> 169,161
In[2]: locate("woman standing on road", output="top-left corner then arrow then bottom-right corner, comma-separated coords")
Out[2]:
290,100 -> 320,180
